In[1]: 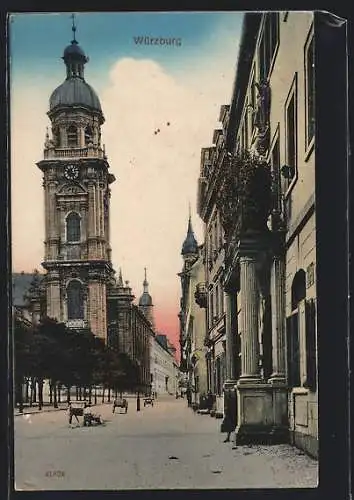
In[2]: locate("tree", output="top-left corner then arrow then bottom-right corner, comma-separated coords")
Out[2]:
14,316 -> 32,412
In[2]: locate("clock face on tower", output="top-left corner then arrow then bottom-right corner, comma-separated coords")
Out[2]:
64,164 -> 79,181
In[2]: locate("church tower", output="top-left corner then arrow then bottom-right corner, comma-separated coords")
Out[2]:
37,18 -> 115,340
181,213 -> 199,270
138,268 -> 155,332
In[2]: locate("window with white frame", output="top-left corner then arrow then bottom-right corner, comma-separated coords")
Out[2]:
258,12 -> 280,82
305,26 -> 315,150
284,73 -> 298,192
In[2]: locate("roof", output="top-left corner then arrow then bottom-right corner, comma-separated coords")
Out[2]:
181,216 -> 198,256
50,78 -> 102,112
139,293 -> 153,306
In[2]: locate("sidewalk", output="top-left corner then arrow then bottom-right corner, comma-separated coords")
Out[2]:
14,402 -> 69,416
13,393 -> 169,417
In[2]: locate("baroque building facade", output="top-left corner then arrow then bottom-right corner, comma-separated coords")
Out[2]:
197,11 -> 318,457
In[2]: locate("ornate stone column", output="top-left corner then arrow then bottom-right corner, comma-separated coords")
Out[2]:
239,255 -> 261,381
80,126 -> 85,148
59,126 -> 67,148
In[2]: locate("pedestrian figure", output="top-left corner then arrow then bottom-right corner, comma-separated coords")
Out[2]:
67,403 -> 80,425
186,387 -> 192,407
221,398 -> 236,442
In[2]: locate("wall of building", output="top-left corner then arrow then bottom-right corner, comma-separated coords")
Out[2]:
187,252 -> 208,399
150,336 -> 177,395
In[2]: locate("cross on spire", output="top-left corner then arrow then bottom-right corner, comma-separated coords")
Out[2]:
71,13 -> 77,42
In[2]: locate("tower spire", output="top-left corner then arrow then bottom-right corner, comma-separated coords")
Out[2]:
143,267 -> 148,292
71,13 -> 77,42
118,268 -> 124,287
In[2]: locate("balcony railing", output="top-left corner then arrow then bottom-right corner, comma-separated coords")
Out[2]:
44,146 -> 105,160
66,319 -> 88,329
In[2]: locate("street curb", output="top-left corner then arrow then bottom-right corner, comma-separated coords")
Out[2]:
14,407 -> 68,417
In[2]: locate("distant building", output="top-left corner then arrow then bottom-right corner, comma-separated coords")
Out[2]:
178,215 -> 208,405
197,110 -> 229,417
138,268 -> 155,332
107,269 -> 151,392
150,333 -> 178,396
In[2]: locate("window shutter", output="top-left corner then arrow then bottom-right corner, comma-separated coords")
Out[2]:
298,300 -> 307,385
305,299 -> 317,391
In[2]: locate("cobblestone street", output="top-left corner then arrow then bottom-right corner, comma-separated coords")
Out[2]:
15,395 -> 318,490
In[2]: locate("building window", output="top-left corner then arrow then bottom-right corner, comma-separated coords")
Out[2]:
52,126 -> 60,147
284,74 -> 298,192
66,212 -> 81,242
85,126 -> 93,145
67,280 -> 84,320
67,125 -> 78,148
215,284 -> 219,319
209,291 -> 214,328
305,27 -> 315,150
258,12 -> 279,82
287,270 -> 306,388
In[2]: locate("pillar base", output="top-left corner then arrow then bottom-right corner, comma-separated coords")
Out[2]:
236,424 -> 289,445
235,380 -> 288,446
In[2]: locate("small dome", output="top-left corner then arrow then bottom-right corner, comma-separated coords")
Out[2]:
49,78 -> 102,112
139,293 -> 153,307
63,40 -> 86,60
181,217 -> 198,256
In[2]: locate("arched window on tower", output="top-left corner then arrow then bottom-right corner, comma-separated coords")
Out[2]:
66,212 -> 81,242
52,126 -> 60,147
67,280 -> 84,320
67,125 -> 78,147
85,126 -> 93,145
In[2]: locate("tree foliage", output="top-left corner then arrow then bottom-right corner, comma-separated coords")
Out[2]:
217,149 -> 273,239
14,316 -> 140,404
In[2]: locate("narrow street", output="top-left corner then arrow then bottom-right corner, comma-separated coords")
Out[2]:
15,395 -> 318,490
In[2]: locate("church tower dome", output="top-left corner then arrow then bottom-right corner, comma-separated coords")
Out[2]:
138,268 -> 155,331
49,17 -> 103,117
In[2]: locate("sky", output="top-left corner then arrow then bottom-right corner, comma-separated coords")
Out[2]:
10,11 -> 244,357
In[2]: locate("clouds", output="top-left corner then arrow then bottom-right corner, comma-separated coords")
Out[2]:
11,23 -> 240,351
